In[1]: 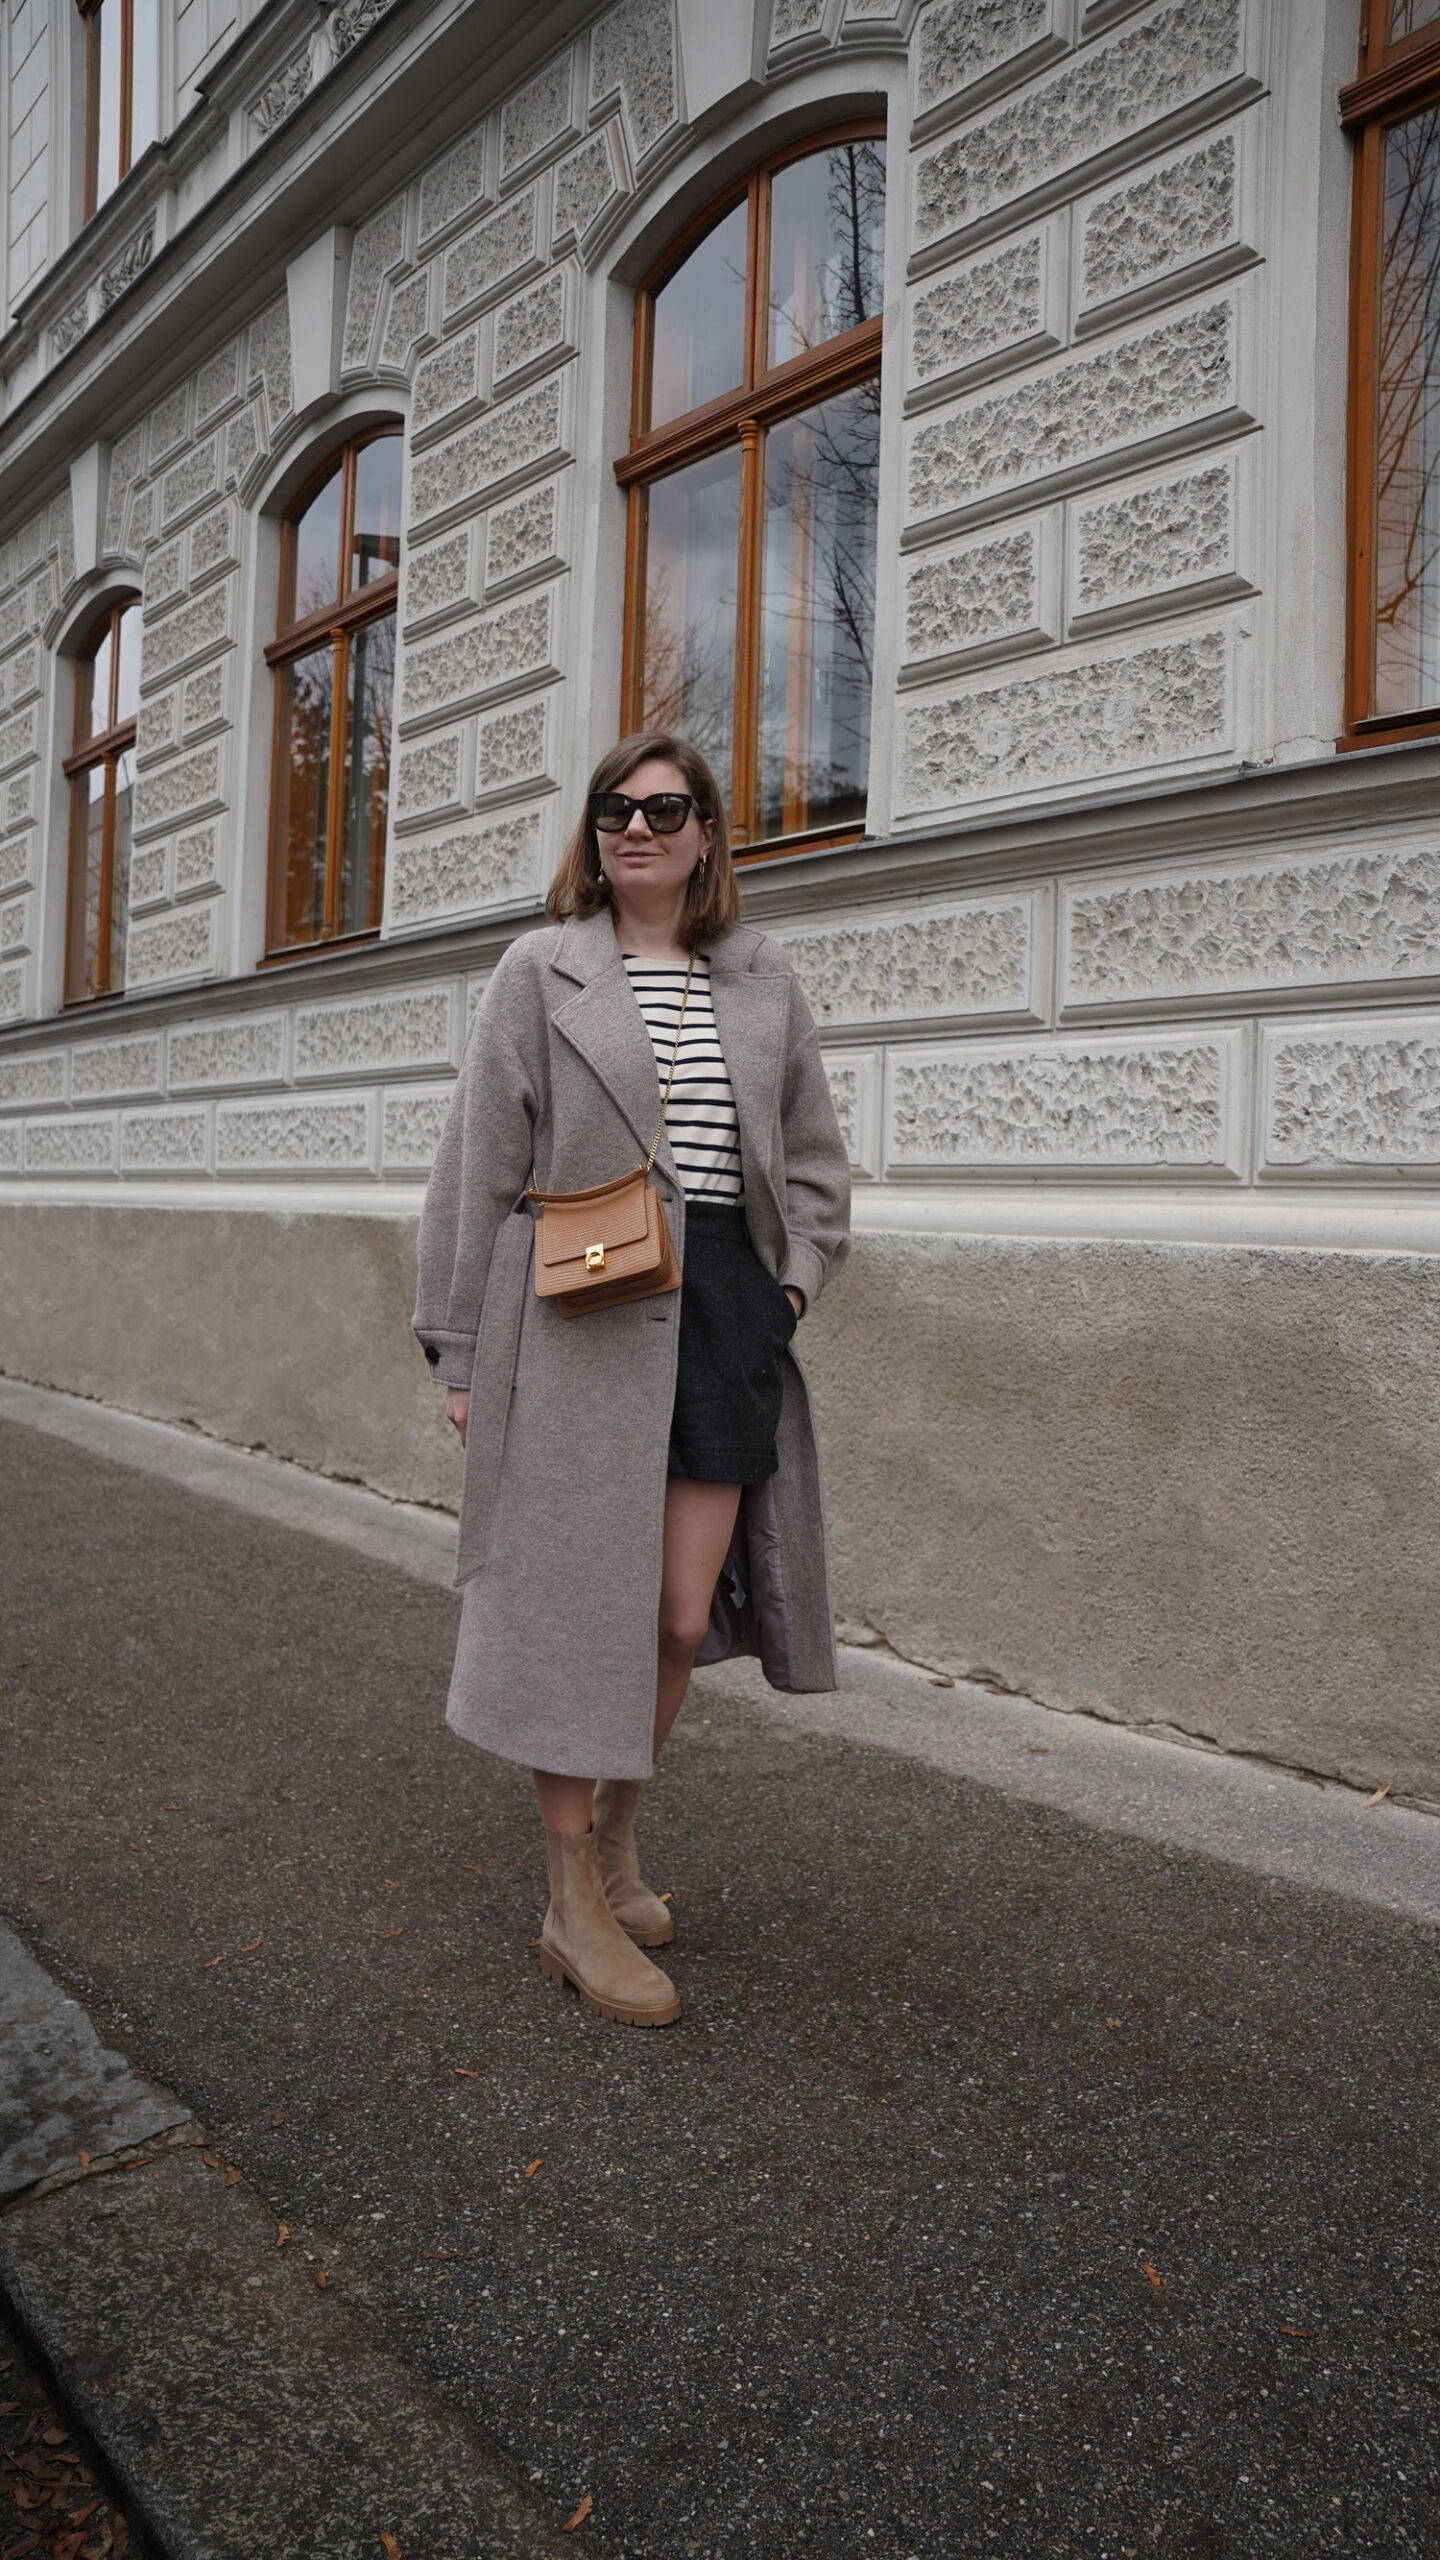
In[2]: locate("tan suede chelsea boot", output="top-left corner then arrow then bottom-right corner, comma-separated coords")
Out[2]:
592,1777 -> 675,1945
538,1825 -> 680,2026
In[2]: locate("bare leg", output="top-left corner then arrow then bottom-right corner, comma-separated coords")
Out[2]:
533,1772 -> 596,1836
654,1476 -> 743,1756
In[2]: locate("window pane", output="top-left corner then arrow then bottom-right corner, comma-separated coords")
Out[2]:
338,614 -> 394,934
108,747 -> 134,992
86,621 -> 114,738
755,380 -> 879,839
113,602 -> 142,729
273,646 -> 334,946
650,200 -> 749,430
94,4 -> 122,209
766,142 -> 885,371
639,445 -> 742,785
351,437 -> 403,590
1389,0 -> 1440,36
1374,106 -> 1440,716
289,460 -> 344,624
67,767 -> 107,1003
129,0 -> 158,164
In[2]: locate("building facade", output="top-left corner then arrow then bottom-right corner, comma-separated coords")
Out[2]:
3,0 -> 1439,1795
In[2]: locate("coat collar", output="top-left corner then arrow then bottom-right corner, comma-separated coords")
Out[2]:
549,910 -> 775,986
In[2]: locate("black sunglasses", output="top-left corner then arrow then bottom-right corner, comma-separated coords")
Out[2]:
589,790 -> 703,835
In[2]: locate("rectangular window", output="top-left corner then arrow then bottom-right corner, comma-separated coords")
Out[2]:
63,598 -> 141,1004
78,0 -> 159,222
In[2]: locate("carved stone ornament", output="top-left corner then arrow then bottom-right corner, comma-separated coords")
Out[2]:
52,296 -> 91,356
99,226 -> 155,312
328,0 -> 396,60
251,50 -> 314,135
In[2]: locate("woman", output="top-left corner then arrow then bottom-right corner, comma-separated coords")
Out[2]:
413,732 -> 851,2028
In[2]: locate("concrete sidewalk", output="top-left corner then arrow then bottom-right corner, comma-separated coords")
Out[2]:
1,1379 -> 1437,2556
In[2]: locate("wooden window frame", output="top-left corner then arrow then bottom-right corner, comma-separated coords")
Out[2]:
262,427 -> 401,962
62,594 -> 140,1006
77,0 -> 139,224
1341,4 -> 1440,745
616,120 -> 886,858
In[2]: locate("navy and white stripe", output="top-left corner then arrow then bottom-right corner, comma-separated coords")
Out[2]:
622,953 -> 744,1202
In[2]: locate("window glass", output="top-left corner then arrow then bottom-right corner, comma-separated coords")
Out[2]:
766,142 -> 886,371
650,200 -> 749,430
86,622 -> 113,739
351,437 -> 403,589
339,615 -> 394,932
94,8 -> 122,210
274,648 -> 335,944
67,767 -> 108,1004
113,602 -> 142,730
1390,0 -> 1440,35
640,446 -> 743,779
756,381 -> 880,839
129,0 -> 159,163
1373,103 -> 1440,716
109,748 -> 134,989
290,461 -> 345,624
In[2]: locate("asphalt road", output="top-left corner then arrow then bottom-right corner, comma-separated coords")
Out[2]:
1,1410 -> 1437,2557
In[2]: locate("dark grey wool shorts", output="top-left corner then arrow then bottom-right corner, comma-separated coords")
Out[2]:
667,1200 -> 797,1485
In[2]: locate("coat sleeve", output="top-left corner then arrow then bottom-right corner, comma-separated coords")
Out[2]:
777,971 -> 852,1313
413,966 -> 539,1390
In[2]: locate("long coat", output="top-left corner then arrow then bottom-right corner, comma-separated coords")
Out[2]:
412,908 -> 852,1779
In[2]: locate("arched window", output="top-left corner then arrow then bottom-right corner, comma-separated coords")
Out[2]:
63,594 -> 141,1005
77,0 -> 159,220
265,427 -> 402,956
618,127 -> 885,853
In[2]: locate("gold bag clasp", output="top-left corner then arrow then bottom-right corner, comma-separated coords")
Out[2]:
585,1243 -> 606,1271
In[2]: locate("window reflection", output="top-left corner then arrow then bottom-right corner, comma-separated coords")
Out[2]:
766,142 -> 886,371
1374,103 -> 1440,714
756,382 -> 879,838
275,649 -> 335,946
640,446 -> 742,781
65,595 -> 142,1002
650,200 -> 749,429
290,461 -> 345,624
1390,0 -> 1440,36
352,436 -> 403,589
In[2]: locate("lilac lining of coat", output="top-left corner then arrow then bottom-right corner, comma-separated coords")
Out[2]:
695,1478 -> 793,1687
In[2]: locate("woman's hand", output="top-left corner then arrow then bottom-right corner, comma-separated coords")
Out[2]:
446,1388 -> 470,1447
784,1287 -> 803,1321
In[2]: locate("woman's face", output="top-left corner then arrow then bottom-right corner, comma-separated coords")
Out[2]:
595,757 -> 716,899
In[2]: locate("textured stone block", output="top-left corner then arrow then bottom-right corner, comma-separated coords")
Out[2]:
4,765 -> 37,827
476,697 -> 550,798
182,663 -> 226,736
145,536 -> 185,606
500,54 -> 576,180
25,1116 -> 116,1174
174,824 -> 220,896
248,299 -> 294,435
0,1119 -> 18,1168
1070,455 -> 1243,627
0,962 -> 23,1023
913,0 -> 1249,255
410,377 -> 566,528
1264,1016 -> 1440,1171
907,299 -> 1241,531
0,836 -> 34,894
190,501 -> 239,585
1065,841 -> 1440,1012
147,386 -> 190,466
401,590 -> 556,721
382,1085 -> 455,1172
493,270 -> 571,388
404,531 -> 474,632
136,693 -> 178,764
553,130 -> 626,249
225,406 -> 264,489
418,126 -> 488,248
821,1048 -> 882,1177
342,197 -> 408,373
141,583 -> 232,686
898,628 -> 1231,813
770,0 -> 827,44
104,432 -> 143,558
887,1030 -> 1241,1171
69,1034 -> 162,1101
195,341 -> 241,426
126,905 -> 217,987
394,730 -> 469,825
387,806 -> 543,925
128,844 -> 169,909
907,230 -> 1058,401
0,708 -> 37,773
0,894 -> 31,955
486,479 -> 564,592
902,516 -> 1058,673
1078,129 -> 1242,321
294,986 -> 455,1079
380,271 -> 432,372
589,0 -> 678,163
161,438 -> 220,528
120,1107 -> 209,1172
915,0 -> 1066,125
442,191 -> 540,326
133,744 -> 222,839
168,1013 -> 286,1091
781,898 -> 1038,1026
215,1094 -> 376,1174
412,331 -> 482,440
0,1050 -> 64,1106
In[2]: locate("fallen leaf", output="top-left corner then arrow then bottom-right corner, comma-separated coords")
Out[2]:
1138,2259 -> 1162,2291
659,1892 -> 673,1904
276,2225 -> 289,2247
1294,1770 -> 1326,1789
423,2250 -> 456,2260
563,2497 -> 593,2534
929,1676 -> 955,1689
1029,1747 -> 1050,1755
1106,2017 -> 1123,2028
524,2157 -> 543,2179
73,2501 -> 102,2524
381,1926 -> 405,1940
163,1806 -> 182,1812
78,2150 -> 90,2168
887,1701 -> 898,1712
225,2166 -> 243,2186
315,2270 -> 328,2289
271,2110 -> 286,2126
380,2537 -> 401,2560
202,2152 -> 220,2169
1279,2324 -> 1313,2338
240,1940 -> 262,1953
454,2067 -> 479,2078
527,1936 -> 544,1948
42,2426 -> 68,2444
384,1878 -> 401,1889
202,1955 -> 223,1969
1362,1776 -> 1395,1809
461,1862 -> 482,1872
0,2399 -> 19,2413
37,1873 -> 56,1884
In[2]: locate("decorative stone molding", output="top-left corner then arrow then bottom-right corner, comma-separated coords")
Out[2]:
328,0 -> 398,59
394,729 -> 470,827
476,696 -> 551,800
442,190 -> 541,327
901,513 -> 1060,677
141,583 -> 232,687
400,590 -> 557,724
380,272 -> 432,373
146,537 -> 185,608
126,903 -> 218,986
1069,454 -> 1247,632
907,228 -> 1060,405
25,1116 -> 116,1174
1077,128 -> 1244,326
404,531 -> 475,633
52,296 -> 91,357
195,342 -> 241,427
0,963 -> 25,1024
129,845 -> 169,909
1263,1015 -> 1440,1172
887,1030 -> 1243,1173
553,128 -> 628,252
779,896 -> 1040,1027
168,1014 -> 287,1092
821,1047 -> 883,1177
251,48 -> 314,135
132,740 -> 224,841
120,1107 -> 210,1172
486,479 -> 565,595
0,1120 -> 19,1168
409,376 -> 567,530
412,331 -> 482,440
99,225 -> 155,312
500,54 -> 576,182
161,439 -> 221,530
342,198 -> 408,373
898,627 -> 1232,815
418,126 -> 489,249
589,0 -> 679,167
386,807 -> 543,927
0,895 -> 32,957
294,987 -> 456,1079
493,270 -> 572,390
103,428 -> 143,553
914,0 -> 1067,130
190,502 -> 239,586
148,387 -> 190,468
216,1093 -> 377,1172
174,825 -> 221,897
770,0 -> 829,48
248,299 -> 295,436
912,0 -> 1250,259
381,1086 -> 453,1174
0,1050 -> 65,1107
69,1035 -> 163,1101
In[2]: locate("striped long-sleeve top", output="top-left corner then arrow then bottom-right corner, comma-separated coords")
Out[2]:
621,952 -> 744,1201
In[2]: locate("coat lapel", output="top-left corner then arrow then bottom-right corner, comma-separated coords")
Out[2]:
705,932 -> 789,1214
550,913 -> 676,1175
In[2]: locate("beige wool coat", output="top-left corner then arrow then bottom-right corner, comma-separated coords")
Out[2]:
412,907 -> 852,1779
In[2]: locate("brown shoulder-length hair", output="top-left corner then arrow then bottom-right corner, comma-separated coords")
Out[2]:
545,731 -> 742,951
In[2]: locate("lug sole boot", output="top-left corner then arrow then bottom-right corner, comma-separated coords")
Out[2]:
538,1825 -> 680,2026
592,1777 -> 675,1945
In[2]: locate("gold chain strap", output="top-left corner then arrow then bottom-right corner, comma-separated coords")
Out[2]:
643,949 -> 696,1175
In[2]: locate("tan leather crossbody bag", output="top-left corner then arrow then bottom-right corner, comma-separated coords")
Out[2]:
525,952 -> 694,1318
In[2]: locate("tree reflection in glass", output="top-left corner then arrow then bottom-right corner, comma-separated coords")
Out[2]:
275,646 -> 334,945
767,143 -> 885,370
340,614 -> 395,934
650,201 -> 749,430
756,381 -> 879,837
1375,103 -> 1440,713
640,446 -> 742,779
